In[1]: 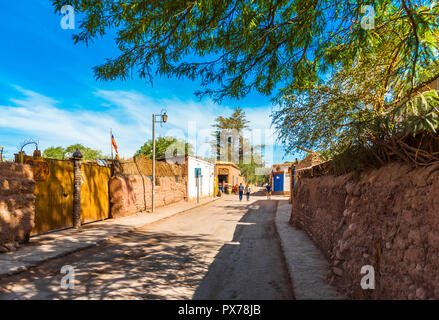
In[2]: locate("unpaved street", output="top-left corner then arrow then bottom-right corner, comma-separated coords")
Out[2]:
0,193 -> 294,300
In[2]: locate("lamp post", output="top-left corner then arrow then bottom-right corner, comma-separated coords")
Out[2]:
152,110 -> 168,212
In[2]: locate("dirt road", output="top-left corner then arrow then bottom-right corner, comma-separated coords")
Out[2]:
0,193 -> 294,300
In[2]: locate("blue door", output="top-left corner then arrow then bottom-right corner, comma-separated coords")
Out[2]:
273,174 -> 284,192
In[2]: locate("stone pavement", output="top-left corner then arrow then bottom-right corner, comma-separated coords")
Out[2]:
0,197 -> 219,279
274,198 -> 345,299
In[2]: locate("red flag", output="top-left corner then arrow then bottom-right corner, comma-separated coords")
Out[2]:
112,134 -> 118,154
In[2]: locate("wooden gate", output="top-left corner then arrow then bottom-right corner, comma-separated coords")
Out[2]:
29,158 -> 74,235
27,157 -> 111,235
81,163 -> 111,224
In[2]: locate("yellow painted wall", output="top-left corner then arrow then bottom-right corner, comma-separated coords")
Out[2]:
214,175 -> 218,197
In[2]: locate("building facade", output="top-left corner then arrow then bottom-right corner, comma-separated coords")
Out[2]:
186,156 -> 215,201
271,163 -> 291,195
215,161 -> 245,190
164,155 -> 215,202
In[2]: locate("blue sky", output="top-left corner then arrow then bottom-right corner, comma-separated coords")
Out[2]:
0,1 -> 300,165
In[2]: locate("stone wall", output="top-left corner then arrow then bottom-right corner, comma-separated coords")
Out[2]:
0,163 -> 35,251
290,161 -> 439,299
109,174 -> 187,218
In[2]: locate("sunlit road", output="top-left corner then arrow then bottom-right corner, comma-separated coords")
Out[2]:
0,191 -> 294,300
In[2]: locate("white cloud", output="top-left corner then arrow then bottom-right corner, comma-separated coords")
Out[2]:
0,86 -> 283,163
0,87 -> 138,158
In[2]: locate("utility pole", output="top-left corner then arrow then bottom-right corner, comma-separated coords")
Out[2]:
198,170 -> 200,204
151,110 -> 168,213
152,114 -> 156,213
194,167 -> 201,204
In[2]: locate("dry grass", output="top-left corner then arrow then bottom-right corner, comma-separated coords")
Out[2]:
113,155 -> 185,177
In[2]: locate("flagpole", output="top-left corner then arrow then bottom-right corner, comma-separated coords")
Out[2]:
110,128 -> 113,160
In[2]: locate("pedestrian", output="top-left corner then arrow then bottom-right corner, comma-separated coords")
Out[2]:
238,183 -> 244,201
265,184 -> 272,199
245,184 -> 251,201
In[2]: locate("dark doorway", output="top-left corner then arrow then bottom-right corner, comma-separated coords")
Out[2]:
218,174 -> 228,185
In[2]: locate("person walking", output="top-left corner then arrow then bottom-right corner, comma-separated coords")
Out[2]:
238,183 -> 244,201
265,184 -> 272,199
245,184 -> 251,201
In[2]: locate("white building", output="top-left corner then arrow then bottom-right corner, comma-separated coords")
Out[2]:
186,155 -> 215,201
165,155 -> 215,201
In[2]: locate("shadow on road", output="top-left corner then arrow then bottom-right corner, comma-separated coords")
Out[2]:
0,195 -> 294,300
193,199 -> 295,300
0,231 -> 222,300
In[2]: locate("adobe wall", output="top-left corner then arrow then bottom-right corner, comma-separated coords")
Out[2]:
290,161 -> 439,299
0,163 -> 35,250
109,174 -> 187,218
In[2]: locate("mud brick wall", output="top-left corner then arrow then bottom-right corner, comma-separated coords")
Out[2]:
0,163 -> 35,246
109,174 -> 187,218
290,162 -> 439,299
